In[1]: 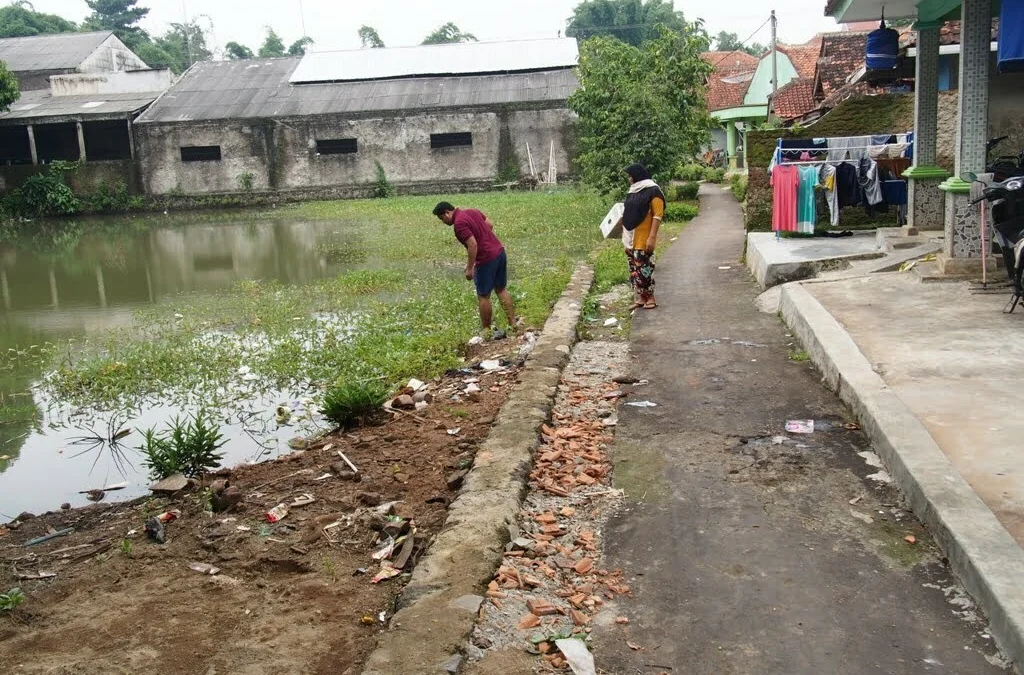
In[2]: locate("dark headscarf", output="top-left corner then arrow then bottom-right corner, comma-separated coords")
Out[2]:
622,163 -> 664,231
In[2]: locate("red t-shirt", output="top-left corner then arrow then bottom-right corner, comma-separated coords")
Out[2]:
453,208 -> 504,266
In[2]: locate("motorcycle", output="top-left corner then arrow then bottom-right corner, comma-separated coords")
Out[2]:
965,171 -> 1024,312
985,136 -> 1024,182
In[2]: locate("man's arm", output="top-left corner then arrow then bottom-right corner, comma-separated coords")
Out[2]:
464,236 -> 478,280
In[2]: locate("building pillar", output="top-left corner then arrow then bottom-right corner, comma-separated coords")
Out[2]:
76,121 -> 87,162
95,265 -> 106,308
26,125 -> 38,165
904,21 -> 947,234
726,121 -> 738,170
938,0 -> 993,274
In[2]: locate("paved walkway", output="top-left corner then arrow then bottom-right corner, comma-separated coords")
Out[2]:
593,185 -> 1006,673
805,274 -> 1024,548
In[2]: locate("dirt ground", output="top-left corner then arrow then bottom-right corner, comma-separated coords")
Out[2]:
0,339 -> 529,675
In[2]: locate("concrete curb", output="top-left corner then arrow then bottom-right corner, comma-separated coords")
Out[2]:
779,281 -> 1024,669
747,231 -> 884,289
362,265 -> 595,675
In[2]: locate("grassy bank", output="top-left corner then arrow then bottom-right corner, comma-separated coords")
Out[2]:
43,190 -> 610,410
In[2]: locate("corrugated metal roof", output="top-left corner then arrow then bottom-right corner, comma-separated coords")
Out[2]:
290,38 -> 579,84
0,31 -> 113,73
0,89 -> 159,123
135,58 -> 578,124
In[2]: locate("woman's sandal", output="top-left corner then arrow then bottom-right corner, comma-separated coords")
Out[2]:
643,300 -> 658,309
628,301 -> 645,311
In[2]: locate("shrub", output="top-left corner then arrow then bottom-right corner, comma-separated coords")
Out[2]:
85,180 -> 144,213
322,380 -> 391,430
140,410 -> 226,480
675,182 -> 699,200
664,203 -> 699,222
372,161 -> 396,198
675,163 -> 705,181
0,587 -> 25,612
703,167 -> 726,183
730,174 -> 748,202
4,161 -> 80,217
236,172 -> 255,192
496,152 -> 522,184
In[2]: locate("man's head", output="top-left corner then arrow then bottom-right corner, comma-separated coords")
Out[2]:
433,201 -> 456,225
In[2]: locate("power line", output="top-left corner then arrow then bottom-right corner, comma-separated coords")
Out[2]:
712,15 -> 771,68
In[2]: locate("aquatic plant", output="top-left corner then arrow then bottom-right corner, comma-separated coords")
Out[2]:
322,380 -> 391,430
139,410 -> 226,480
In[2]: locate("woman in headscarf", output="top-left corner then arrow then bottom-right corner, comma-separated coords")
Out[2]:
619,163 -> 665,309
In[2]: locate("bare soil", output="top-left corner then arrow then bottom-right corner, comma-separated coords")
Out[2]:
0,340 -> 528,675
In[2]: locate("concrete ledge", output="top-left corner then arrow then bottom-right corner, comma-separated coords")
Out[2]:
780,282 -> 1024,670
747,231 -> 884,289
362,266 -> 594,675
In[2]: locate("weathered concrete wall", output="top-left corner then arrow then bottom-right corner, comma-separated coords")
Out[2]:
0,161 -> 138,195
137,105 -> 576,196
50,69 -> 173,96
79,34 -> 149,74
988,70 -> 1024,159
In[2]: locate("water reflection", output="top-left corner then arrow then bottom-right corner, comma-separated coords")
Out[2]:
0,215 -> 367,517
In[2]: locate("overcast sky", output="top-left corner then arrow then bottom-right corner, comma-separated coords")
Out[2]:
26,0 -> 839,54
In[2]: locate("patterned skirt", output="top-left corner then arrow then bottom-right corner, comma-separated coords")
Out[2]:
626,248 -> 655,300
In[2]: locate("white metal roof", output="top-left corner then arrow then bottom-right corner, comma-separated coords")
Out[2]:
0,31 -> 113,73
289,37 -> 578,84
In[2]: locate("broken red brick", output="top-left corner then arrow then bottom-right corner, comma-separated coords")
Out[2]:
570,609 -> 591,626
573,558 -> 594,575
517,613 -> 541,629
526,599 -> 560,616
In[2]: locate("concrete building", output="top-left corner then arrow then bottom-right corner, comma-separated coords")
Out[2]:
133,38 -> 580,197
826,0 -> 1024,275
0,31 -> 170,191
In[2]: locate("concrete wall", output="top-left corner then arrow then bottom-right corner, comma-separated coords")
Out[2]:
79,34 -> 150,74
988,69 -> 1024,159
136,105 -> 576,196
50,69 -> 173,96
0,160 -> 137,194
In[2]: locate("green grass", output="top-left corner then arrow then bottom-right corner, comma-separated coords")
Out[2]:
45,190 -> 609,410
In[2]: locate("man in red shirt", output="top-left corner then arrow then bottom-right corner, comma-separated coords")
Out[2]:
433,201 -> 518,338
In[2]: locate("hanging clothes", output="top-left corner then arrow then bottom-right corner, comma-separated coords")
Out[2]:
998,0 -> 1024,73
771,165 -> 800,232
797,166 -> 818,234
828,136 -> 871,162
858,157 -> 884,206
818,164 -> 839,228
836,162 -> 861,208
877,156 -> 911,178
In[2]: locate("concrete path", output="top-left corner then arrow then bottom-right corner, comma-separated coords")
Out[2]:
747,230 -> 884,289
593,185 -> 1007,674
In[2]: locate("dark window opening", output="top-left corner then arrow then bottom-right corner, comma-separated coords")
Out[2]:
431,132 -> 472,149
0,126 -> 33,165
180,145 -> 222,162
35,123 -> 80,163
193,253 -> 234,273
83,120 -> 132,161
316,138 -> 358,155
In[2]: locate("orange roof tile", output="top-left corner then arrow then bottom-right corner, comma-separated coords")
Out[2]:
771,77 -> 817,119
778,38 -> 823,80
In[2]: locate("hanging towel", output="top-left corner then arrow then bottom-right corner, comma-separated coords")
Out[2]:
819,164 -> 839,227
771,165 -> 800,233
797,166 -> 819,234
998,0 -> 1024,73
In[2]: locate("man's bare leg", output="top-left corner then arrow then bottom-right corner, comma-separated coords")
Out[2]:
478,295 -> 493,331
496,288 -> 517,327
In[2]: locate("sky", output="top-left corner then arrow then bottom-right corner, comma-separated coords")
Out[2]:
23,0 -> 839,55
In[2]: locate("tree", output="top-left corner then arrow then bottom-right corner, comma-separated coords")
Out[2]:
566,0 -> 685,47
258,27 -> 287,58
0,60 -> 20,112
568,24 -> 713,195
154,19 -> 214,72
224,41 -> 254,60
0,1 -> 76,38
421,22 -> 476,45
83,0 -> 150,48
713,30 -> 764,57
358,25 -> 384,49
287,36 -> 313,56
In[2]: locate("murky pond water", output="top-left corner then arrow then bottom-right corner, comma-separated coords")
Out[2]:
0,213 -> 382,518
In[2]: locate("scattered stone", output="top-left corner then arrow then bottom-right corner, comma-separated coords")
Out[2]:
446,469 -> 469,490
211,485 -> 243,513
358,492 -> 383,507
556,345 -> 571,354
450,594 -> 484,614
60,503 -> 71,510
151,473 -> 190,494
392,395 -> 416,410
612,375 -> 640,384
415,401 -> 429,411
17,512 -> 35,521
413,391 -> 433,404
850,510 -> 874,525
443,654 -> 462,674
905,535 -> 917,545
393,473 -> 410,484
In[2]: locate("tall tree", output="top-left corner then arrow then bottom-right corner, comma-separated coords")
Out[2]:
568,24 -> 712,194
287,36 -> 313,56
0,60 -> 20,112
421,22 -> 476,45
257,27 -> 286,57
83,0 -> 150,47
358,25 -> 384,49
224,41 -> 254,60
566,0 -> 685,46
0,1 -> 76,38
713,31 -> 764,57
152,18 -> 213,72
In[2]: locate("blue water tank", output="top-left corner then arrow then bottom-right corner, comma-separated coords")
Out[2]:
866,23 -> 900,70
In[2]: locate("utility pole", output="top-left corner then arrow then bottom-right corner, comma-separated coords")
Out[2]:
298,0 -> 308,37
181,0 -> 193,69
770,10 -> 778,97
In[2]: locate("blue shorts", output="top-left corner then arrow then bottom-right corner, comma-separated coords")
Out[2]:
474,249 -> 508,297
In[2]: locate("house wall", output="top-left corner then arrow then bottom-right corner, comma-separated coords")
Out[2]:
50,69 -> 173,96
744,54 -> 799,106
79,34 -> 150,74
135,106 -> 576,196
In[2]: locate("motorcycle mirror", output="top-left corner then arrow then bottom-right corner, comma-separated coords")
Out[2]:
961,171 -> 978,183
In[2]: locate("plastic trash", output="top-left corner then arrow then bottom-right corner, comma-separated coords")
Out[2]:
555,638 -> 596,675
625,401 -> 658,408
786,420 -> 814,434
265,503 -> 289,523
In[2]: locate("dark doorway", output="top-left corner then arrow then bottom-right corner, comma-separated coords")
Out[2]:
83,120 -> 132,161
0,127 -> 32,165
34,123 -> 80,163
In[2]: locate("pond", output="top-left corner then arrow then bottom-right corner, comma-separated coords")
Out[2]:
0,214 -> 387,518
